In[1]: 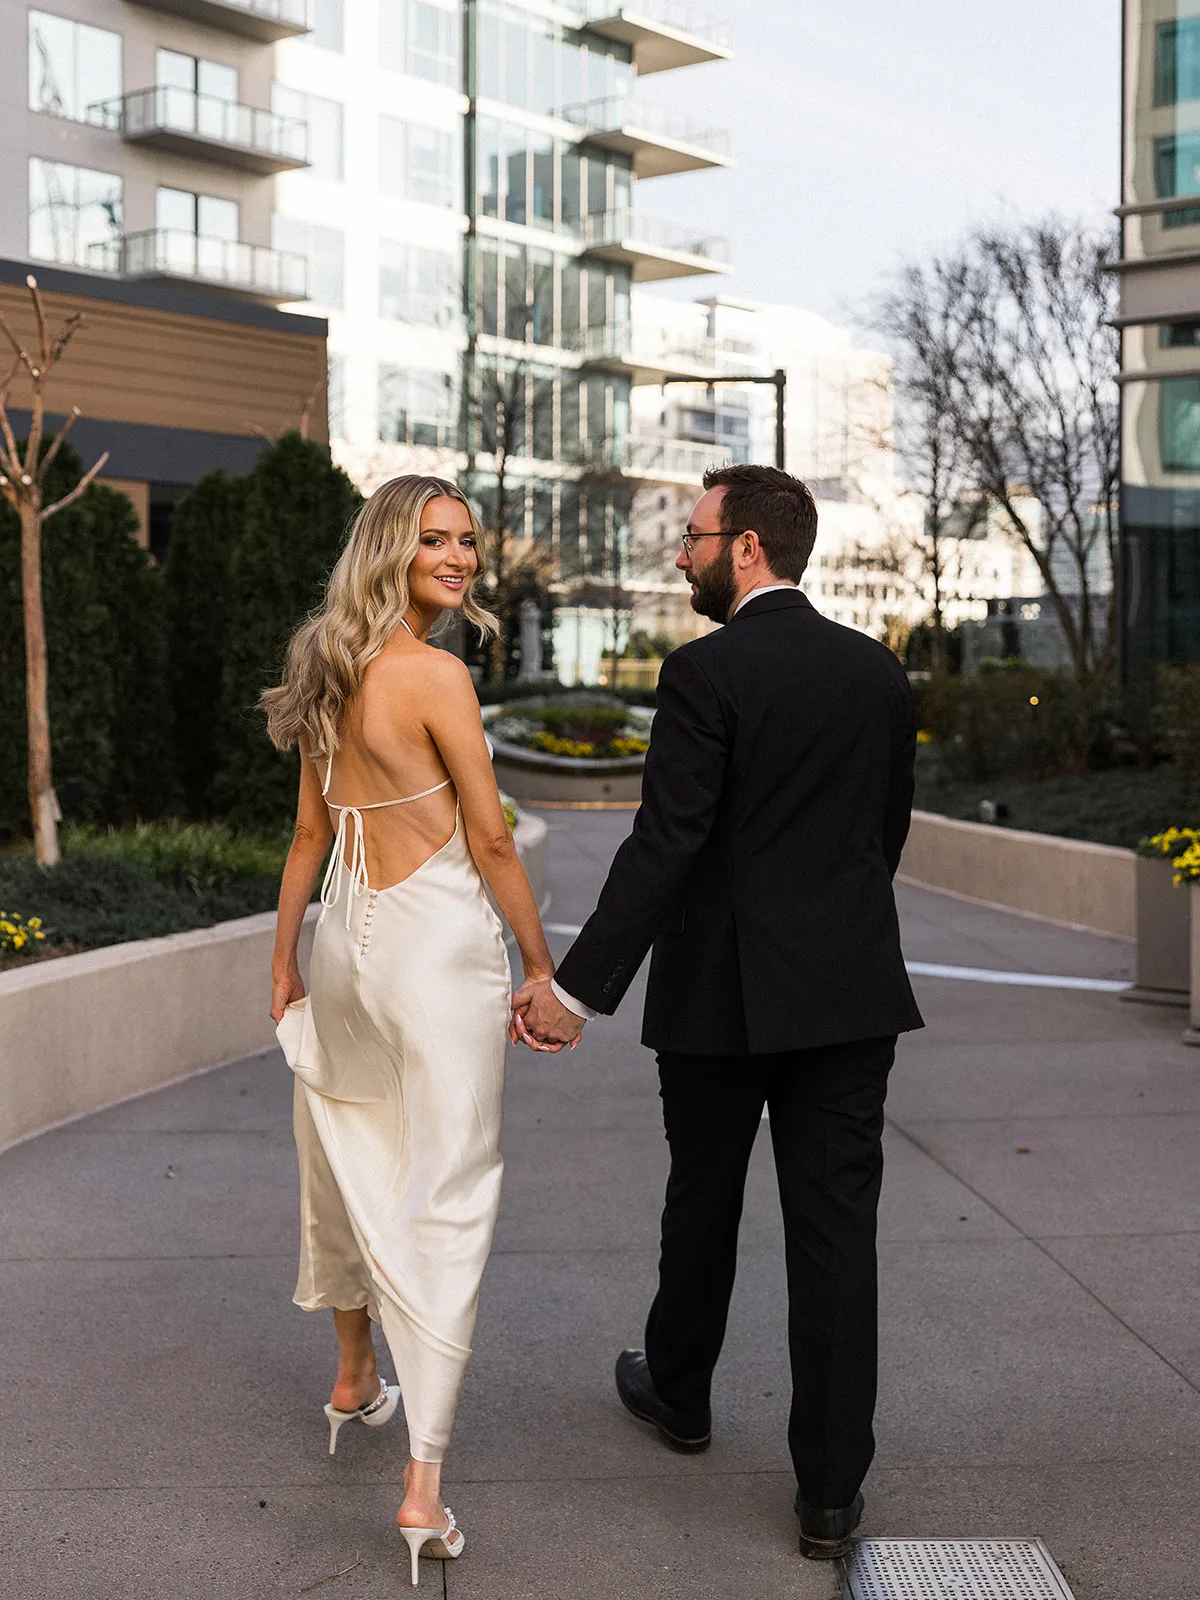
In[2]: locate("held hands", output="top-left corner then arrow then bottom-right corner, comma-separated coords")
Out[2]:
509,977 -> 586,1054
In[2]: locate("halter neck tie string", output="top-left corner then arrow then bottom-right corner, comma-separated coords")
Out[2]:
319,805 -> 370,931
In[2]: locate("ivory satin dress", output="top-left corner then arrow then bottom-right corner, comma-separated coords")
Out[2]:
277,749 -> 511,1463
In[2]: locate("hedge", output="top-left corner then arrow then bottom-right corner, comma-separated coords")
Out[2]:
0,446 -> 173,837
209,432 -> 361,828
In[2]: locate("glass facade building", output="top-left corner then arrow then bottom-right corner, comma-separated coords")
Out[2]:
273,0 -> 733,681
1117,0 -> 1200,673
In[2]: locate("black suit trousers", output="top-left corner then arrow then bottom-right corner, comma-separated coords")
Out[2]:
644,1035 -> 895,1509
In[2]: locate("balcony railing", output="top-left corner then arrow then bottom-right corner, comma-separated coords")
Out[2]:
124,0 -> 311,42
576,321 -> 721,380
89,86 -> 308,173
583,0 -> 730,50
581,209 -> 730,279
92,230 -> 308,302
558,96 -> 730,178
581,1 -> 731,74
577,433 -> 730,481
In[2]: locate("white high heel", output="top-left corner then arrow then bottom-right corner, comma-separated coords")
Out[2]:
322,1377 -> 400,1455
398,1509 -> 465,1588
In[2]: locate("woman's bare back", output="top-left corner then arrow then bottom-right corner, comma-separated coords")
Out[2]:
323,642 -> 461,891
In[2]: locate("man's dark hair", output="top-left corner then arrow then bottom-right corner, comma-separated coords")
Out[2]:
701,464 -> 818,583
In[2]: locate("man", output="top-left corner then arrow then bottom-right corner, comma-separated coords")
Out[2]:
513,464 -> 923,1560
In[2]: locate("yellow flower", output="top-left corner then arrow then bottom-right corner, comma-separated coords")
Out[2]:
916,728 -> 933,744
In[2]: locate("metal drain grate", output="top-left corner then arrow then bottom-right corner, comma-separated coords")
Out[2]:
838,1540 -> 1076,1600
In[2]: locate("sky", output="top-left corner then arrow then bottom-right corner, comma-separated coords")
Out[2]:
640,0 -> 1121,334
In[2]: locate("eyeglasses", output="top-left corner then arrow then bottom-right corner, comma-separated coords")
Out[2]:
680,529 -> 749,558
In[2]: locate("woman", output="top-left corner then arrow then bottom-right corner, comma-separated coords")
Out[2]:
263,475 -> 557,1586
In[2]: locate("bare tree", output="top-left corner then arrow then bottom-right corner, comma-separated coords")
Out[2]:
874,263 -> 986,670
471,355 -> 557,681
0,276 -> 109,865
884,217 -> 1119,687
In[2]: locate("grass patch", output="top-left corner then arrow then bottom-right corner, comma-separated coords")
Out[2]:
914,754 -> 1190,849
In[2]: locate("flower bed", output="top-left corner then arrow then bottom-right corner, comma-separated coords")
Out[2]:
485,697 -> 651,760
485,695 -> 650,804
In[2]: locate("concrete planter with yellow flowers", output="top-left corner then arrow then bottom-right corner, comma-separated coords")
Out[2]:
485,700 -> 650,804
1157,828 -> 1200,1043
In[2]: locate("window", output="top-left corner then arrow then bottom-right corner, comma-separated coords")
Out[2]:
309,0 -> 344,51
379,240 -> 459,326
158,187 -> 239,239
327,352 -> 346,438
28,157 -> 122,268
379,117 -> 457,207
381,0 -> 460,86
1156,18 -> 1200,106
378,364 -> 456,445
1161,320 -> 1200,348
157,49 -> 237,101
1161,378 -> 1200,472
477,3 -> 631,113
272,216 -> 344,308
273,85 -> 343,181
1154,133 -> 1200,227
28,10 -> 120,123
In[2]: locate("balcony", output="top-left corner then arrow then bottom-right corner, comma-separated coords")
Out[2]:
124,0 -> 311,41
577,322 -> 720,384
581,210 -> 730,281
92,230 -> 308,303
89,87 -> 308,174
578,433 -> 729,484
558,97 -> 730,179
582,1 -> 731,75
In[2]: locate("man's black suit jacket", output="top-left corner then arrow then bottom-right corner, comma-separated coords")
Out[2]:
552,588 -> 924,1056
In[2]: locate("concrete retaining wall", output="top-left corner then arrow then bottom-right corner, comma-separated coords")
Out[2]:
898,810 -> 1136,939
0,814 -> 547,1153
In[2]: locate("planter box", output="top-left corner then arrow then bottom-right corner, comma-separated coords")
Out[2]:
897,811 -> 1136,938
1187,882 -> 1200,1047
491,736 -> 644,804
0,815 -> 547,1151
1124,856 -> 1189,1008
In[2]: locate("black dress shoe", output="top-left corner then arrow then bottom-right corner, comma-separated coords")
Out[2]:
794,1490 -> 864,1560
614,1349 -> 711,1454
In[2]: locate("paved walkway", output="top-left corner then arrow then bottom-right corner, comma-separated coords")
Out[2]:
1,810 -> 1197,1599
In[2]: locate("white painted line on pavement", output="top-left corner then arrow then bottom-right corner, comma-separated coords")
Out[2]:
906,961 -> 1129,993
544,926 -> 1129,994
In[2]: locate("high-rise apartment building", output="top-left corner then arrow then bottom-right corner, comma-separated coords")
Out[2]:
1117,0 -> 1200,671
272,0 -> 734,680
1,1 -> 328,543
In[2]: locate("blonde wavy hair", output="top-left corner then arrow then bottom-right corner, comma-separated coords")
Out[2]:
261,474 -> 498,756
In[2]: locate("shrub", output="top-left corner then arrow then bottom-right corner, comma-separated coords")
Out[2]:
211,433 -> 361,829
918,665 -> 1103,782
0,446 -> 172,836
63,819 -> 291,891
165,470 -> 246,815
1154,664 -> 1200,810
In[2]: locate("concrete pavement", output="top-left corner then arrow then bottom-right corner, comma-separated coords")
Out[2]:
0,808 -> 1196,1598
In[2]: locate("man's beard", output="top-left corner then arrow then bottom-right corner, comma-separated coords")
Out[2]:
689,541 -> 738,623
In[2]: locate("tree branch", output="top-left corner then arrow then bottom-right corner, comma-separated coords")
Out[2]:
40,449 -> 109,521
26,275 -> 50,368
38,406 -> 82,482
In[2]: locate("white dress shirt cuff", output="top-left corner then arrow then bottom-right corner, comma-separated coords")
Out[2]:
550,979 -> 598,1022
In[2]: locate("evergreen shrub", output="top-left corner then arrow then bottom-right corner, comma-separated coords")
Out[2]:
210,432 -> 360,828
917,665 -> 1103,783
165,470 -> 246,814
1153,663 -> 1200,809
0,446 -> 172,837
